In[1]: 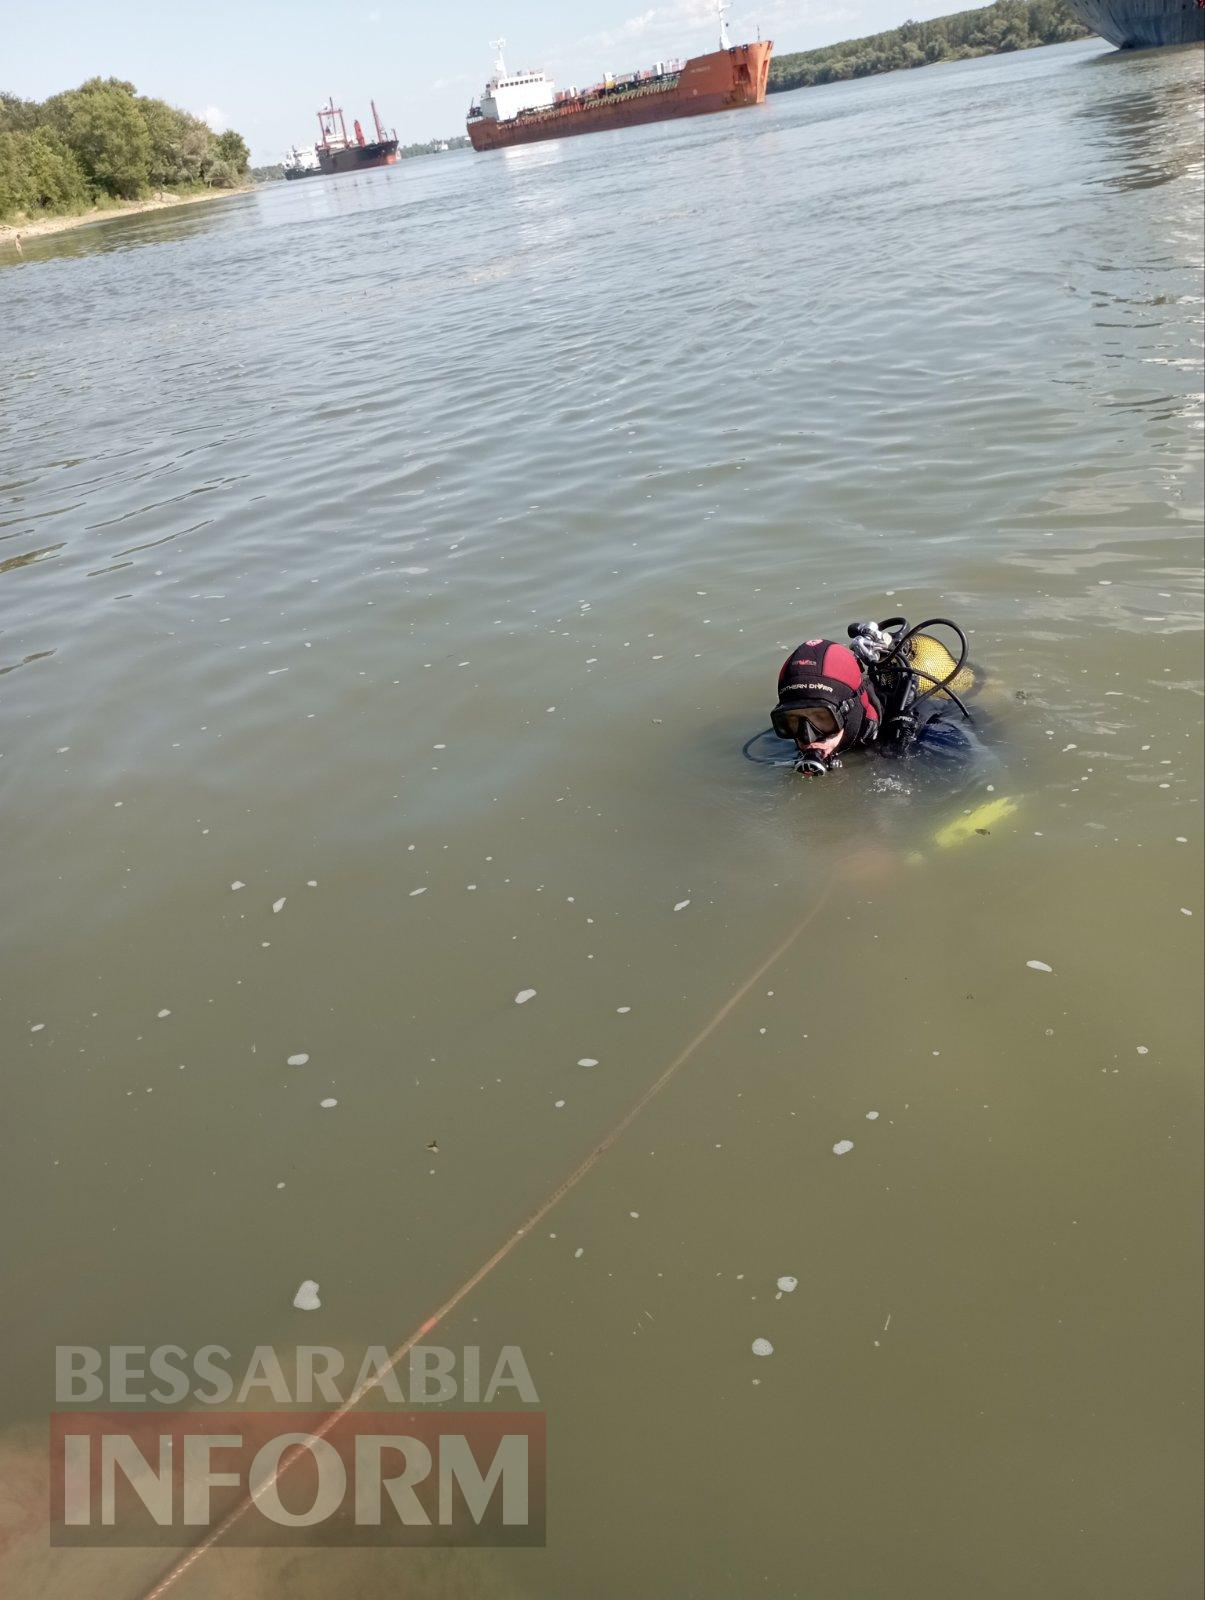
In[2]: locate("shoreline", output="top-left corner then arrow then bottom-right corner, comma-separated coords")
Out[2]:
1,183 -> 259,247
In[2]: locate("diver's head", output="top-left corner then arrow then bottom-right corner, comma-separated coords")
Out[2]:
772,639 -> 878,772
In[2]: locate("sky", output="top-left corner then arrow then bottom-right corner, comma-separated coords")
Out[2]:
5,0 -> 966,163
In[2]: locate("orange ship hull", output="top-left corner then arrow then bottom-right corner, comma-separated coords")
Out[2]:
467,42 -> 773,153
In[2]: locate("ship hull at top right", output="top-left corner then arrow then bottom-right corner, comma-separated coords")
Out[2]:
1062,0 -> 1203,49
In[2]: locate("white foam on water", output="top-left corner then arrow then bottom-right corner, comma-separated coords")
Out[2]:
292,1280 -> 321,1311
515,989 -> 537,1004
833,1140 -> 854,1156
751,1338 -> 774,1357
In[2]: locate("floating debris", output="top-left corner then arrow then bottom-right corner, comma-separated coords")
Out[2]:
673,900 -> 691,912
751,1338 -> 774,1357
231,881 -> 245,892
272,898 -> 286,913
865,1111 -> 879,1121
833,1139 -> 854,1156
292,1280 -> 321,1311
514,989 -> 537,1005
319,1097 -> 338,1109
776,1276 -> 798,1294
578,1058 -> 599,1068
287,1053 -> 310,1067
1026,960 -> 1053,973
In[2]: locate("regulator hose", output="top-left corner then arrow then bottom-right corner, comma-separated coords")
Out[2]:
873,617 -> 974,722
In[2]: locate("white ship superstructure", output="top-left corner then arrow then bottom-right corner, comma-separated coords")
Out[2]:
282,143 -> 321,179
476,40 -> 556,123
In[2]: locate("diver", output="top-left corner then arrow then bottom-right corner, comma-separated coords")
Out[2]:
768,618 -> 979,776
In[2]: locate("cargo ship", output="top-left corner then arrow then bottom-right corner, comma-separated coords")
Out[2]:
311,98 -> 400,174
1061,0 -> 1203,47
282,143 -> 321,180
466,3 -> 772,153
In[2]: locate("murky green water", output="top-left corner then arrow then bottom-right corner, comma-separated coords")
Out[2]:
2,37 -> 1202,1600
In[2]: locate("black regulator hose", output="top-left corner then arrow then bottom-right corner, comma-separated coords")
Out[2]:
743,727 -> 785,763
874,617 -> 973,721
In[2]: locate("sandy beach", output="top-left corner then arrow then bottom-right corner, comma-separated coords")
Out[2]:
1,182 -> 258,246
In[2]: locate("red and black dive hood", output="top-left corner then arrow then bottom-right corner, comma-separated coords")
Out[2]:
773,639 -> 881,751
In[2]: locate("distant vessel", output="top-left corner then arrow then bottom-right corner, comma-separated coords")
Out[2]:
1061,0 -> 1204,47
311,99 -> 400,175
282,144 -> 321,180
466,3 -> 772,153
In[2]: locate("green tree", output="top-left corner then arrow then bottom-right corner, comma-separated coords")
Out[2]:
769,0 -> 1089,95
43,80 -> 152,198
0,127 -> 91,220
139,97 -> 196,186
0,92 -> 40,133
215,128 -> 249,176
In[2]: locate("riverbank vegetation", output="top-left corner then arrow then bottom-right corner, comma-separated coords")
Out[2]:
768,0 -> 1091,92
0,78 -> 250,225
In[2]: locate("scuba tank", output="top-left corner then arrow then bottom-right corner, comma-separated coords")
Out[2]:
847,617 -> 978,757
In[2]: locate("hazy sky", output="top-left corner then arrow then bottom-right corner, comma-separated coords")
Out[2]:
7,0 -> 962,161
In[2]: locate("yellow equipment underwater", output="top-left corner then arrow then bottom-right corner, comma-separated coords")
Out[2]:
931,795 -> 1018,849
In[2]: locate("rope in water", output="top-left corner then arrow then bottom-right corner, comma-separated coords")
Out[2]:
139,868 -> 840,1599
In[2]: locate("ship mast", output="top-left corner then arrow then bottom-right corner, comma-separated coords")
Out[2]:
316,98 -> 348,150
490,37 -> 507,77
717,0 -> 732,49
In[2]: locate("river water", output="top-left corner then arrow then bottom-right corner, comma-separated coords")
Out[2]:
2,36 -> 1202,1600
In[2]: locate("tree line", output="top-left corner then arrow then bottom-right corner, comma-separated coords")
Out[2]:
768,0 -> 1091,93
1,77 -> 250,224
